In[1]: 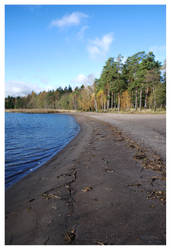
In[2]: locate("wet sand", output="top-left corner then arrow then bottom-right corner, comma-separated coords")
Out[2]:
5,113 -> 166,245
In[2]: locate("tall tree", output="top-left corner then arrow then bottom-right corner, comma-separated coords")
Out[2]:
125,51 -> 146,109
143,52 -> 161,110
112,55 -> 126,111
100,57 -> 115,110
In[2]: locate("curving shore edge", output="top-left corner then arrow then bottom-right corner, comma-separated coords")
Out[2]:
5,112 -> 166,245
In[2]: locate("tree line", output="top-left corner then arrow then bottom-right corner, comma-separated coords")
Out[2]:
5,51 -> 166,112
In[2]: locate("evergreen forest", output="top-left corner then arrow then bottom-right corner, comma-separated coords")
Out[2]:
5,51 -> 166,112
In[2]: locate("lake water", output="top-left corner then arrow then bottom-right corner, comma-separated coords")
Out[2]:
5,112 -> 80,189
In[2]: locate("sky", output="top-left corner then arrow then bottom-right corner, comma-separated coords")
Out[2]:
5,4 -> 166,97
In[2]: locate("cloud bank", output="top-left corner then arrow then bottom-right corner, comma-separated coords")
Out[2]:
5,81 -> 53,97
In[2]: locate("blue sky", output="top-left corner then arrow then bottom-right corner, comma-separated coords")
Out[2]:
5,5 -> 166,97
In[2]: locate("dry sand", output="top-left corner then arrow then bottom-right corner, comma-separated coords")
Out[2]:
5,112 -> 166,245
85,112 -> 166,162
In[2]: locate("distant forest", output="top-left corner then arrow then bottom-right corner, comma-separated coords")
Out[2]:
5,51 -> 166,111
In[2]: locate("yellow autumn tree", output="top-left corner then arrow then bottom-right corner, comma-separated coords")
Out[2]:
78,87 -> 93,111
96,90 -> 107,110
120,90 -> 131,110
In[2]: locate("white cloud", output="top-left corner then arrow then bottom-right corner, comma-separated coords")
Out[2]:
50,12 -> 88,28
87,33 -> 114,59
5,81 -> 54,97
71,73 -> 95,88
77,25 -> 89,39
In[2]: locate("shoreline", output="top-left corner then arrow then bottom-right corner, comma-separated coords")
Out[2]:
5,113 -> 166,245
5,108 -> 78,114
5,108 -> 166,115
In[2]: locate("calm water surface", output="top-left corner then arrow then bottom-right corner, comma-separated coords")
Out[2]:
5,112 -> 80,189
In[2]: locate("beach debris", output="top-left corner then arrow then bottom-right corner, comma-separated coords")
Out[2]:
65,184 -> 70,189
102,158 -> 110,165
115,131 -> 122,136
116,137 -> 124,142
96,241 -> 105,245
146,161 -> 163,171
105,168 -> 114,174
129,143 -> 136,149
142,156 -> 166,175
96,132 -> 102,136
128,183 -> 142,187
73,170 -> 77,180
112,129 -> 124,142
150,176 -> 161,186
100,135 -> 105,138
29,198 -> 35,203
64,228 -> 76,243
57,173 -> 72,179
42,193 -> 61,200
81,186 -> 93,192
56,168 -> 76,179
151,176 -> 159,181
134,151 -> 146,160
147,190 -> 166,204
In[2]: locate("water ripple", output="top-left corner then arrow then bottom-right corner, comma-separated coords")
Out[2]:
5,113 -> 80,189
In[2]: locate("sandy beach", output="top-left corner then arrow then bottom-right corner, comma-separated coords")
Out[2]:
5,112 -> 166,245
86,113 -> 166,162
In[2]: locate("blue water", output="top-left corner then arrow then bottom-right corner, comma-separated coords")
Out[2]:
5,112 -> 80,189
